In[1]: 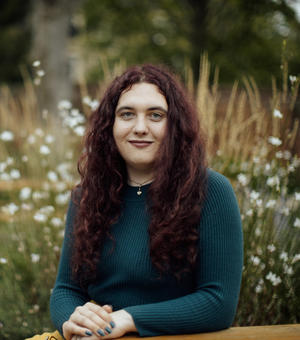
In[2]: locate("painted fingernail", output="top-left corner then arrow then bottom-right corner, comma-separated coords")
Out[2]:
105,326 -> 112,334
85,330 -> 93,336
110,321 -> 116,328
97,329 -> 105,336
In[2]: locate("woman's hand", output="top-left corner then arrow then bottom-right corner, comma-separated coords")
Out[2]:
63,302 -> 114,340
69,309 -> 137,340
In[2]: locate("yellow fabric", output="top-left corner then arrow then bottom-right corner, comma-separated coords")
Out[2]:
25,330 -> 64,340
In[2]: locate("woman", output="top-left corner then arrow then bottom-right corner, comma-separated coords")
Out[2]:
50,64 -> 243,340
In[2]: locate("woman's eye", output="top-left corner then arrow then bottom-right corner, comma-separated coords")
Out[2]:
120,111 -> 134,119
150,112 -> 163,121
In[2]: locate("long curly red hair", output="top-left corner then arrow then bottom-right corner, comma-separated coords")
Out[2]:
72,64 -> 208,285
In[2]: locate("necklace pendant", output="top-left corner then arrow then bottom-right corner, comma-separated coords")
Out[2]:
137,189 -> 142,195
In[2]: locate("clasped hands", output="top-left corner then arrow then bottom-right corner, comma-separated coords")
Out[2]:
63,302 -> 136,340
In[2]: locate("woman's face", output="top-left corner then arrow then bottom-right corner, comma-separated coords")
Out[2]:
113,82 -> 168,174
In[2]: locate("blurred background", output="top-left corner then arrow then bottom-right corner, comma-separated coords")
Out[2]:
0,1 -> 300,339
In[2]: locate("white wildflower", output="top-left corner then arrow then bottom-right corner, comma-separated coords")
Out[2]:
53,245 -> 60,252
267,176 -> 280,187
47,171 -> 58,182
2,203 -> 19,215
27,135 -> 36,144
246,209 -> 253,216
6,157 -> 13,165
35,128 -> 44,137
275,151 -> 283,159
283,263 -> 293,275
22,155 -> 28,162
255,279 -> 264,293
33,212 -> 47,223
58,100 -> 72,111
273,109 -> 283,119
55,192 -> 70,205
295,192 -> 300,201
250,191 -> 260,201
266,200 -> 276,209
40,145 -> 51,155
266,272 -> 282,286
55,181 -> 67,192
0,130 -> 14,141
280,207 -> 290,216
45,134 -> 55,144
279,251 -> 288,262
34,78 -> 41,86
19,187 -> 32,200
253,157 -> 260,163
255,227 -> 261,236
283,150 -> 291,160
32,191 -> 49,201
0,258 -> 8,264
237,173 -> 248,186
289,75 -> 297,83
268,136 -> 282,146
265,163 -> 271,171
0,162 -> 7,172
288,165 -> 295,173
10,169 -> 21,179
250,255 -> 261,266
292,254 -> 300,264
256,199 -> 263,207
267,244 -> 276,252
31,254 -> 40,263
37,70 -> 45,77
39,205 -> 55,215
293,218 -> 300,228
32,60 -> 41,67
50,217 -> 64,228
74,126 -> 85,136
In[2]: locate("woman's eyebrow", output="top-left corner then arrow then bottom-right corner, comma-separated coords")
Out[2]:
115,106 -> 134,113
147,106 -> 168,113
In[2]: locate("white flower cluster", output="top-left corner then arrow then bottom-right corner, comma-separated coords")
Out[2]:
0,130 -> 14,141
83,96 -> 100,111
0,157 -> 21,181
33,205 -> 55,223
58,100 -> 86,137
265,271 -> 282,286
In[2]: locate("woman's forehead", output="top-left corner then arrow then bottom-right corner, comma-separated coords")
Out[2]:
116,82 -> 168,110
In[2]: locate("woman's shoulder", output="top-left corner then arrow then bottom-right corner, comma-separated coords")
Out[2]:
206,167 -> 233,190
204,168 -> 238,207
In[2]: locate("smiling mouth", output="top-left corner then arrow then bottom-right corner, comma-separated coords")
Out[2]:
129,140 -> 153,148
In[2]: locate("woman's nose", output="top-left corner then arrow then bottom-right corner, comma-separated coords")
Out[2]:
133,116 -> 148,135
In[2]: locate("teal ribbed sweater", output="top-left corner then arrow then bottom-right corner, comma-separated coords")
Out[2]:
50,168 -> 243,337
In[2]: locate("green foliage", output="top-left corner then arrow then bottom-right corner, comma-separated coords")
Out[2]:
0,0 -> 31,83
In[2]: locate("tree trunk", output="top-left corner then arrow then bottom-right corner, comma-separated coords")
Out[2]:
30,0 -> 80,117
187,0 -> 209,81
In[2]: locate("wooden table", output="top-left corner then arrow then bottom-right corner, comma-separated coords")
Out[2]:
123,324 -> 300,340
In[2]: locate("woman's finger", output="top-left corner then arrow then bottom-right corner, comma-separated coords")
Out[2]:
63,320 -> 95,340
84,303 -> 115,329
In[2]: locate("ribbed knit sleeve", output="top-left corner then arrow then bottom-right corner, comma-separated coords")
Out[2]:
124,170 -> 243,336
50,195 -> 90,336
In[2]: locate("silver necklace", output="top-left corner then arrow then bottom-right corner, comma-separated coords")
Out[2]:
128,178 -> 154,195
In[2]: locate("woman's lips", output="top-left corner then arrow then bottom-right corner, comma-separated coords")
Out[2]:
129,140 -> 153,148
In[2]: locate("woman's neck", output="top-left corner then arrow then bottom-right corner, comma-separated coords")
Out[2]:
126,167 -> 154,186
